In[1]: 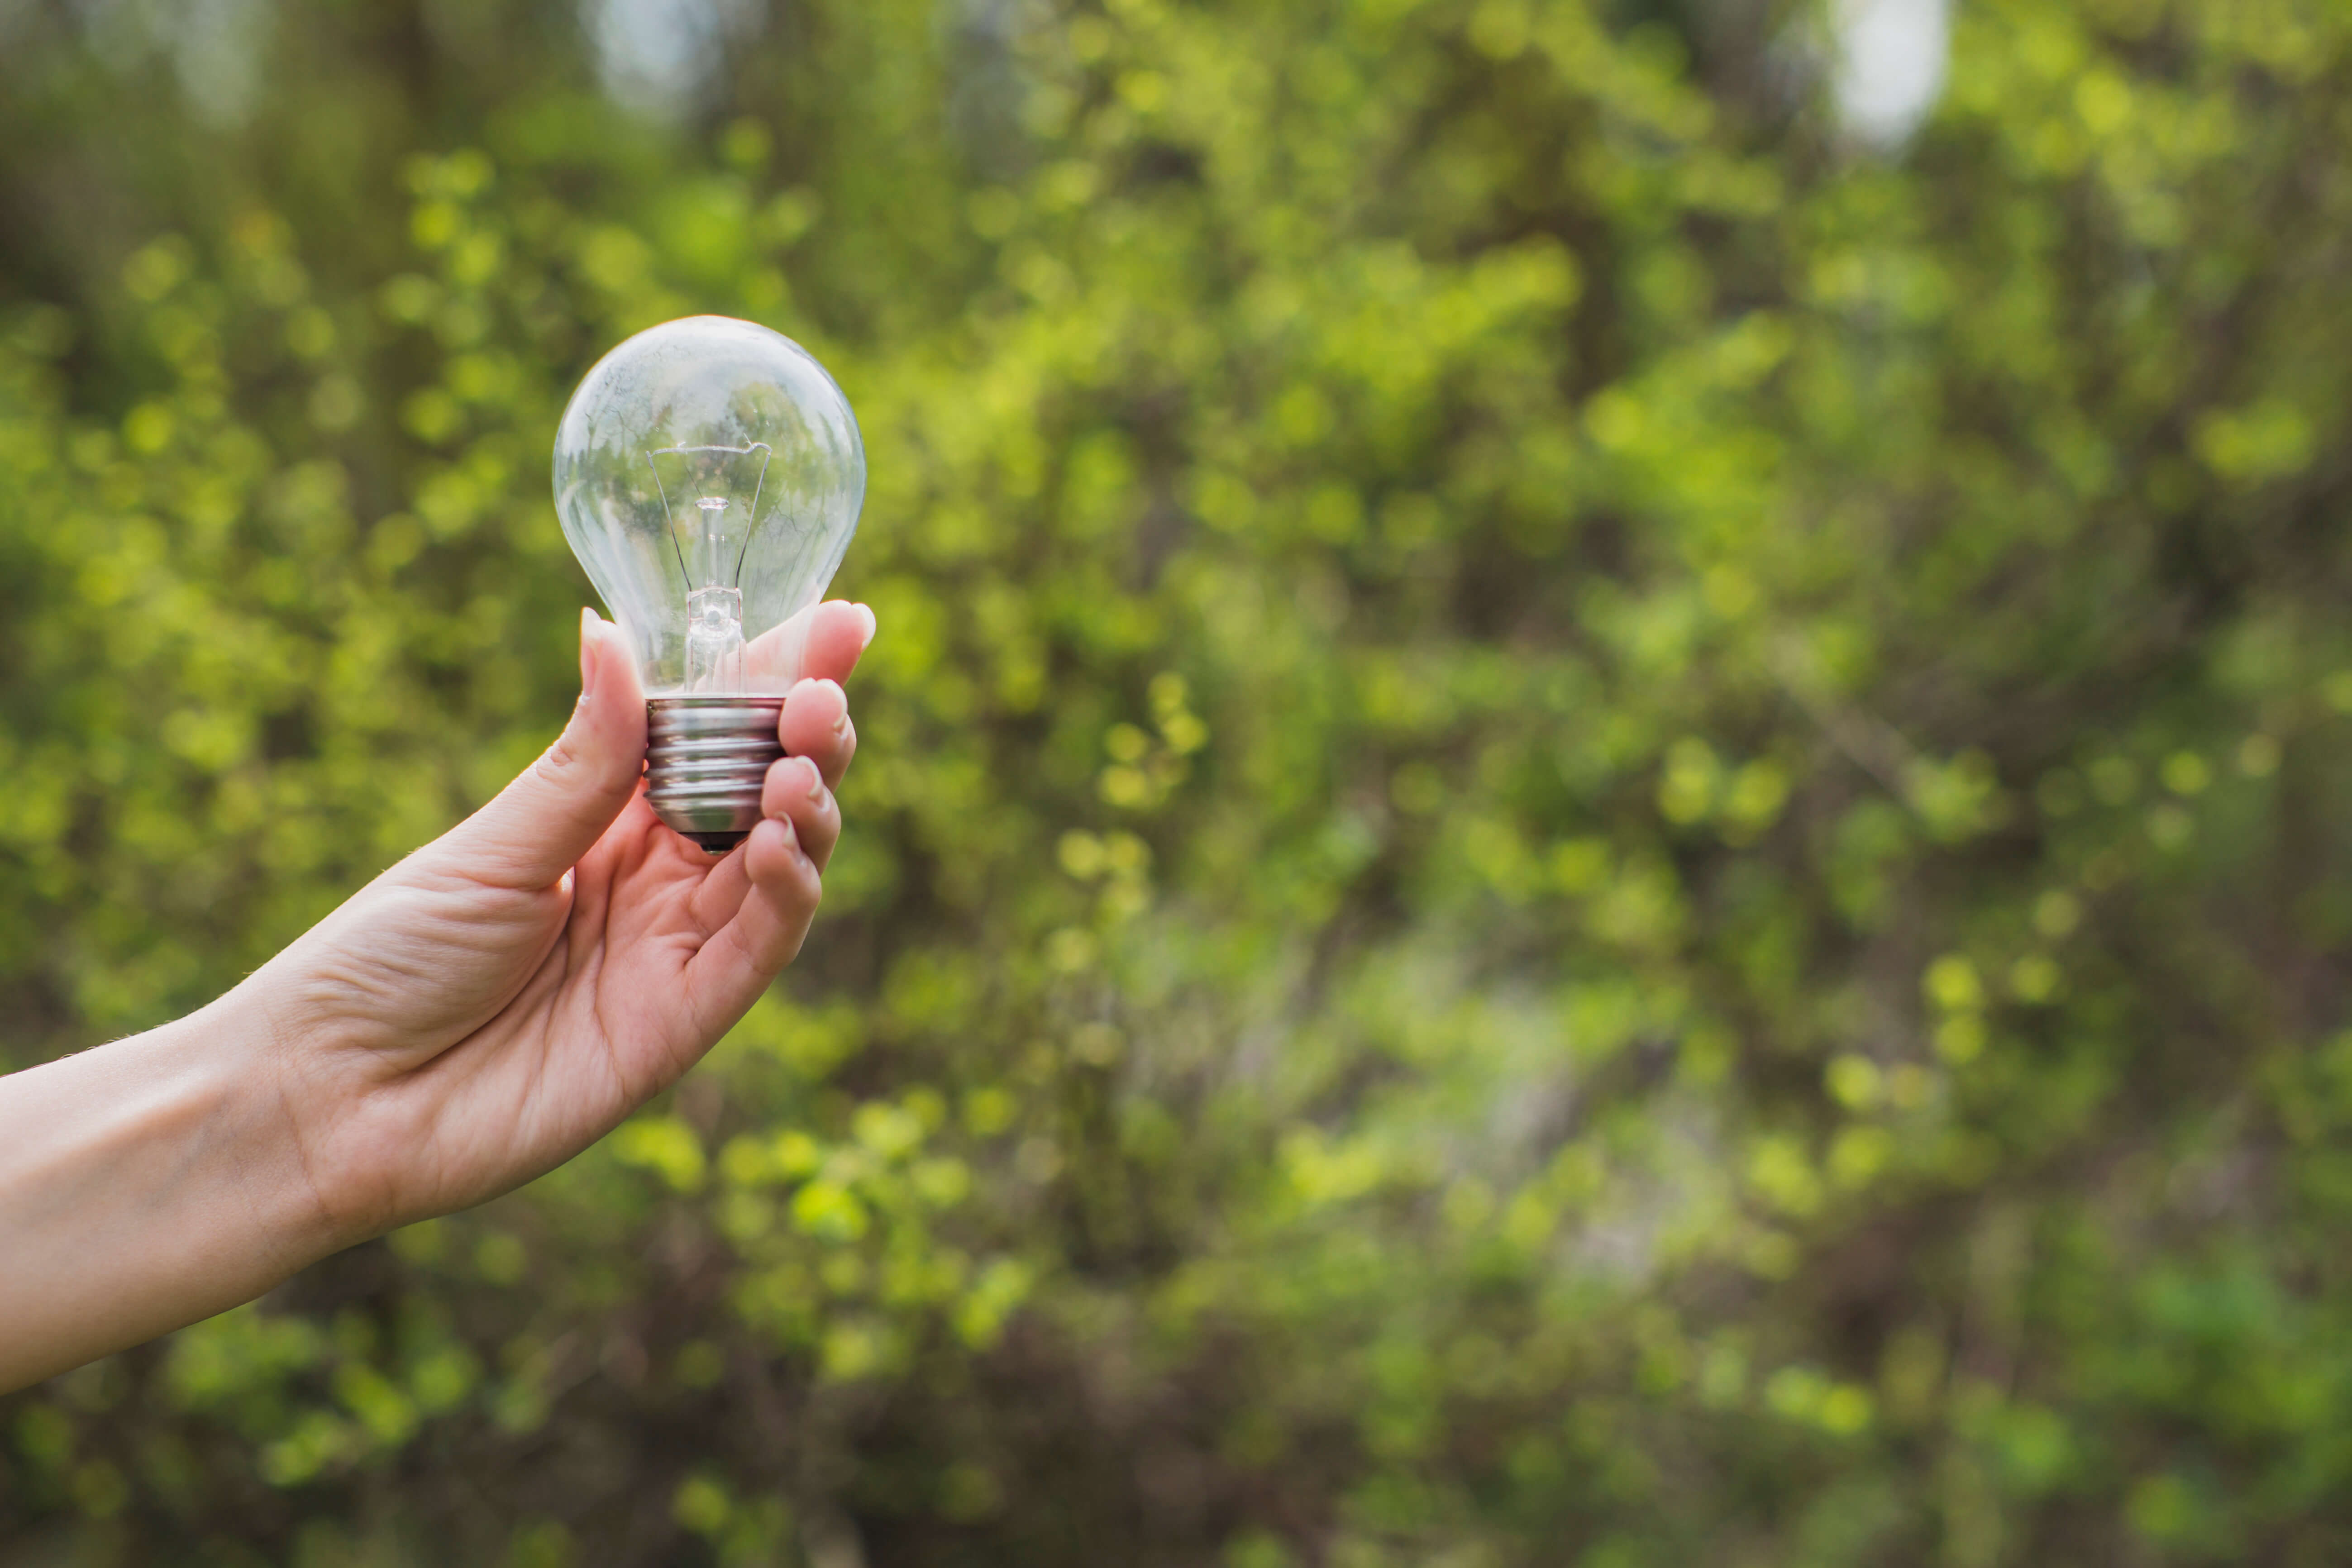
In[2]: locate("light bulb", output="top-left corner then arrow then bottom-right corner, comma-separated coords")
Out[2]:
553,315 -> 865,852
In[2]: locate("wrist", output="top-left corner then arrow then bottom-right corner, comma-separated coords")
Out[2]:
210,961 -> 401,1254
0,1001 -> 348,1389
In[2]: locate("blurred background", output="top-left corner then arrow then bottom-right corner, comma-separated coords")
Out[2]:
5,0 -> 2352,1562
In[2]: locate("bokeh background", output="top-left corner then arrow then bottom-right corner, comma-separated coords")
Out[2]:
5,0 -> 2352,1561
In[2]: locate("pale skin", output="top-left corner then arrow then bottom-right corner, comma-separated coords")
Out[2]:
0,599 -> 874,1394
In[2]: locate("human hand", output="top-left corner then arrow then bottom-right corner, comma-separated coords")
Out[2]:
241,599 -> 873,1246
0,599 -> 872,1392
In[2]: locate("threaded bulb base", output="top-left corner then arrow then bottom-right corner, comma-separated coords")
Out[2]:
645,695 -> 787,853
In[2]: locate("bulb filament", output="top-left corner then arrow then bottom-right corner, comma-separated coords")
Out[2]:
644,444 -> 774,692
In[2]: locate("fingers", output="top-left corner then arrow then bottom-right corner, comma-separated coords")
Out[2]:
683,744 -> 840,941
798,600 -> 876,686
761,754 -> 841,872
677,600 -> 869,1003
778,678 -> 857,790
685,815 -> 823,1007
741,598 -> 875,687
437,610 -> 647,891
746,600 -> 867,788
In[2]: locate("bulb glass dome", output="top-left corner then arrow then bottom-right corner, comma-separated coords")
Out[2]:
553,315 -> 864,696
552,315 -> 865,852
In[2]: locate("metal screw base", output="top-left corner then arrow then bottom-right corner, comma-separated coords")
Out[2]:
645,695 -> 787,854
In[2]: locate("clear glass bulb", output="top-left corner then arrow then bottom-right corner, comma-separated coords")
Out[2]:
553,315 -> 865,851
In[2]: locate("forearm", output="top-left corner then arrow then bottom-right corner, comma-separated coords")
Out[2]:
0,998 -> 342,1392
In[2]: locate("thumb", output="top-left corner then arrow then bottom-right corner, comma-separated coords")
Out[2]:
438,608 -> 647,890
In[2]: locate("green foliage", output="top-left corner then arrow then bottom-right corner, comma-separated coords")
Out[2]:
7,0 -> 2352,1562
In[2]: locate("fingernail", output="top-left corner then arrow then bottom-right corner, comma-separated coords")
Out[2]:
855,603 -> 877,650
578,607 -> 597,697
801,756 -> 825,802
823,680 -> 849,737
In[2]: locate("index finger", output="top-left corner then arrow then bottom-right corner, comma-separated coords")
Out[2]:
741,600 -> 876,687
